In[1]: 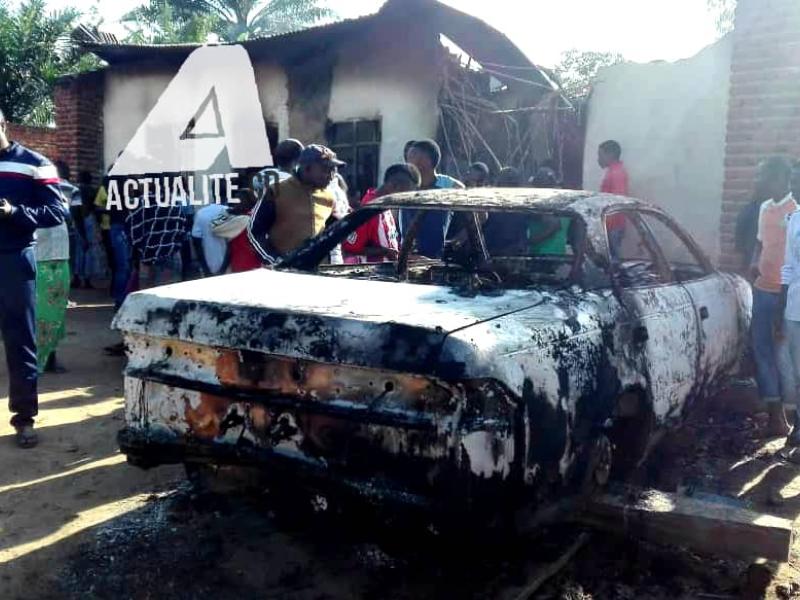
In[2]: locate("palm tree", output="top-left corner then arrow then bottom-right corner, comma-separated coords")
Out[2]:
0,0 -> 92,125
126,0 -> 335,43
122,1 -> 218,44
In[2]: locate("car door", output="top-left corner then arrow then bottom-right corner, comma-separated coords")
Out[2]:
605,210 -> 700,422
638,211 -> 741,394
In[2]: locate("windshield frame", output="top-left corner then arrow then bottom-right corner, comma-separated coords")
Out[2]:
277,204 -> 591,287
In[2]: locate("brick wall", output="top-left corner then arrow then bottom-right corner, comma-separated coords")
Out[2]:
54,70 -> 105,185
5,71 -> 105,184
6,124 -> 59,162
720,0 -> 800,269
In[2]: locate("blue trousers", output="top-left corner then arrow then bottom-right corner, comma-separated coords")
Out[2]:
110,222 -> 131,309
778,320 -> 800,423
752,288 -> 783,401
0,248 -> 38,426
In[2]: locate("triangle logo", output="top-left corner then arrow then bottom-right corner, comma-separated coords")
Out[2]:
180,87 -> 225,140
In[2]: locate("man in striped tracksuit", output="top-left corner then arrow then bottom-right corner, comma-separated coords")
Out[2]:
0,108 -> 68,448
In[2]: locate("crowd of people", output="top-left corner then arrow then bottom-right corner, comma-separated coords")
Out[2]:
0,97 -> 632,448
11,89 -> 800,473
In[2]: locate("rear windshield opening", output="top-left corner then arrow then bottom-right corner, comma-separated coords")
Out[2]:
281,208 -> 587,289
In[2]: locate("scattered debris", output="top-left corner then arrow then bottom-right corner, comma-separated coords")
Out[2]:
503,532 -> 591,600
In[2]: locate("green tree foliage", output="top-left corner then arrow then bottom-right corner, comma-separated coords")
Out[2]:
707,0 -> 736,35
125,0 -> 335,43
553,49 -> 625,102
123,1 -> 218,44
0,0 -> 96,125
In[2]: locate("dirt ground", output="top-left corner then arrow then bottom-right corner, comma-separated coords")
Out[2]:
2,287 -> 800,599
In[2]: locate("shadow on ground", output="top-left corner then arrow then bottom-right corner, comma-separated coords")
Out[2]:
2,289 -> 800,599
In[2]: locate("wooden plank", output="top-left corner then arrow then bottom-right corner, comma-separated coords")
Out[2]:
580,489 -> 794,562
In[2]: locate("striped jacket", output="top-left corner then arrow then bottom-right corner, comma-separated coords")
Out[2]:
0,141 -> 67,253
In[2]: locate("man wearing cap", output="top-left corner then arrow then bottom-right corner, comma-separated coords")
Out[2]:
248,144 -> 344,264
0,107 -> 68,448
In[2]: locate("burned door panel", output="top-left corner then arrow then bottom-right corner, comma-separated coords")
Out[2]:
682,274 -> 747,394
619,285 -> 699,422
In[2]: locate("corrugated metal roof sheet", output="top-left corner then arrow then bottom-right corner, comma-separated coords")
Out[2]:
77,7 -> 383,64
77,0 -> 554,91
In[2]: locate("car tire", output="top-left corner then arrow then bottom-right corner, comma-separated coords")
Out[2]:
581,434 -> 613,496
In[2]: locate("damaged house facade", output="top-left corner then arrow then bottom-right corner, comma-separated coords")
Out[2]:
583,0 -> 800,266
77,0 -> 576,198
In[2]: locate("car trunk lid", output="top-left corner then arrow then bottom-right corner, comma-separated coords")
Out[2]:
113,269 -> 543,374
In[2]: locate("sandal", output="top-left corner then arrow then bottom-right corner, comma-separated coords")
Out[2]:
15,425 -> 38,449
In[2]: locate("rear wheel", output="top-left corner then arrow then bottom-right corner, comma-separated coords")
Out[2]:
587,434 -> 613,490
574,433 -> 614,500
609,391 -> 655,481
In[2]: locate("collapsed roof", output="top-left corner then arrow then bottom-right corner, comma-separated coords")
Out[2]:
75,0 -> 556,91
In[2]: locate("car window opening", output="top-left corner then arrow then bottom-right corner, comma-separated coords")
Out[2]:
280,207 -> 588,290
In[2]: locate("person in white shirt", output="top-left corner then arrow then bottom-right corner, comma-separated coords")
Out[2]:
328,172 -> 351,265
192,202 -> 228,276
777,160 -> 800,446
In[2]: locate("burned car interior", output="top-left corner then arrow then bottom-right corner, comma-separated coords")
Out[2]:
282,200 -> 594,292
605,209 -> 712,289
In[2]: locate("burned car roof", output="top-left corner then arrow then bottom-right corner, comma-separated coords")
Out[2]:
370,188 -> 647,215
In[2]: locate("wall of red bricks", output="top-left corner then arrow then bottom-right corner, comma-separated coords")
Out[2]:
720,0 -> 800,270
6,124 -> 60,162
54,70 -> 105,186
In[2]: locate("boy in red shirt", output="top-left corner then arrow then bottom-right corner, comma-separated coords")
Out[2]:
599,140 -> 629,196
599,140 -> 630,253
343,163 -> 420,264
211,187 -> 262,273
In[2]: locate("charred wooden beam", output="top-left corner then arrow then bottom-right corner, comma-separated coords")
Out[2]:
580,489 -> 794,562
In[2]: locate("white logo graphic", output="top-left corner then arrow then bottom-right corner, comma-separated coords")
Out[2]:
108,45 -> 273,209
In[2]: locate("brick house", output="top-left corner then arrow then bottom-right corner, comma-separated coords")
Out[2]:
719,0 -> 800,270
47,0 -> 568,202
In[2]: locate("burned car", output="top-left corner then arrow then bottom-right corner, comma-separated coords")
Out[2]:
115,189 -> 751,517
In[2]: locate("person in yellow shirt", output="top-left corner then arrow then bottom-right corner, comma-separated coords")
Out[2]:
94,173 -> 114,296
247,144 -> 343,264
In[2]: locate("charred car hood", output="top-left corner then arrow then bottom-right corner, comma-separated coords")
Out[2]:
113,269 -> 550,375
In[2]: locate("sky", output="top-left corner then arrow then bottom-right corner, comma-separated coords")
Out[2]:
46,0 -> 721,68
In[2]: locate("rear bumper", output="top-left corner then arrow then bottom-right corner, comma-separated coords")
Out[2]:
117,335 -> 523,513
118,426 -> 434,509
